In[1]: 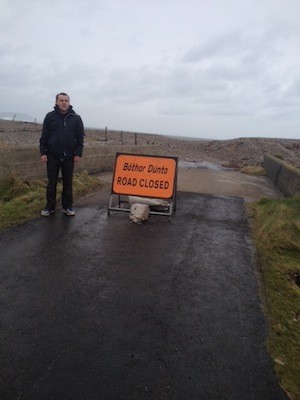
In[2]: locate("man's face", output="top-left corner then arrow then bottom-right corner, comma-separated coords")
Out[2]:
56,95 -> 70,114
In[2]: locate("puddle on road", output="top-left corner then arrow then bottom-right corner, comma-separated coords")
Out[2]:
178,161 -> 230,171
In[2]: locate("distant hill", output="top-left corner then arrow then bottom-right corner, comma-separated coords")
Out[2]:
0,112 -> 35,123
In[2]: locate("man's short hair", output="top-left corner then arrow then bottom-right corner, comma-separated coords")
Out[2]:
56,92 -> 69,101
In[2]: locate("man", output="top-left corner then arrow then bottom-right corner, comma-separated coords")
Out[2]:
39,92 -> 84,216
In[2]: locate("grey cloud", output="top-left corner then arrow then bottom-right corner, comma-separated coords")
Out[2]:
181,27 -> 286,83
182,22 -> 297,66
93,59 -> 265,121
286,79 -> 300,97
98,63 -> 231,109
182,30 -> 246,63
0,63 -> 36,87
98,66 -> 165,104
1,0 -> 299,139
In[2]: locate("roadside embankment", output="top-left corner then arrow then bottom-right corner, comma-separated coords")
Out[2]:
264,154 -> 300,197
0,145 -> 161,182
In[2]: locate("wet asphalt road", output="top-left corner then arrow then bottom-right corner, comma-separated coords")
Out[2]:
0,192 -> 287,400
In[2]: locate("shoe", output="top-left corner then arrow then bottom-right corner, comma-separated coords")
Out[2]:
63,208 -> 75,216
41,209 -> 55,217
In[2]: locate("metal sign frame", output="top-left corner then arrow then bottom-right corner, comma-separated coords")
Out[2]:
108,153 -> 178,218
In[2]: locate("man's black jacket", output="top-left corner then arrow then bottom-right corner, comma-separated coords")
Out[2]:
39,106 -> 84,159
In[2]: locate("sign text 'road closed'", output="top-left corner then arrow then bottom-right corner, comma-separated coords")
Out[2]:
112,154 -> 177,199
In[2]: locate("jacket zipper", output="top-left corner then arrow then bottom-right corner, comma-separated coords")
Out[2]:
64,113 -> 71,126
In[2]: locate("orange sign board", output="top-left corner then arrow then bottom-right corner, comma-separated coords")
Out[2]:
112,153 -> 177,199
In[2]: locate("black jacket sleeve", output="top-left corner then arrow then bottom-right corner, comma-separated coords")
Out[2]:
39,113 -> 51,156
74,115 -> 84,157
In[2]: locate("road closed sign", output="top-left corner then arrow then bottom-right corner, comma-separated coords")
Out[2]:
112,153 -> 178,199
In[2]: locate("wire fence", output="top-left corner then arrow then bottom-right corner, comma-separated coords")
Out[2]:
86,126 -> 158,146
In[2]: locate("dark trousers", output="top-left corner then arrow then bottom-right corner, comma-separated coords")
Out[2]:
46,156 -> 74,211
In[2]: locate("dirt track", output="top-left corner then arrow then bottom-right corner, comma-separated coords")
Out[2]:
80,161 -> 281,208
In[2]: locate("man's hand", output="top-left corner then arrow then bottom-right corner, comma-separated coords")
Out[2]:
74,156 -> 81,162
40,155 -> 47,163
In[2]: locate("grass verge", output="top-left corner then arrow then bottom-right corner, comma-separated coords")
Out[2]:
247,198 -> 300,400
240,165 -> 266,175
0,171 -> 102,230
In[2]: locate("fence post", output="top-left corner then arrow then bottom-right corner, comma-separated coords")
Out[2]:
135,132 -> 137,145
120,130 -> 123,144
104,126 -> 107,141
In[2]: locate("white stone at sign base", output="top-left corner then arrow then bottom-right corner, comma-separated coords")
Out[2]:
129,203 -> 150,223
128,196 -> 169,206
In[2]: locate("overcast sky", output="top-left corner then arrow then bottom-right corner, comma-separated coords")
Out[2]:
1,0 -> 300,139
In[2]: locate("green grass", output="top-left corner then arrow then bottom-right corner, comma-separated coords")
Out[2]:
240,165 -> 266,175
0,171 -> 102,230
247,198 -> 300,399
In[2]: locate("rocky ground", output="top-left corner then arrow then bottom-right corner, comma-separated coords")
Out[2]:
1,120 -> 299,169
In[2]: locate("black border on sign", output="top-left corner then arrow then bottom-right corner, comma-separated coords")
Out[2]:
108,152 -> 178,218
